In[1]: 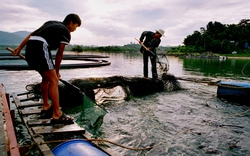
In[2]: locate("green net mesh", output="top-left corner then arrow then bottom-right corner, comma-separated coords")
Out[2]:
76,93 -> 107,135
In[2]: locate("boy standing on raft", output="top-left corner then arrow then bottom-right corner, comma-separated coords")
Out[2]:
12,13 -> 81,124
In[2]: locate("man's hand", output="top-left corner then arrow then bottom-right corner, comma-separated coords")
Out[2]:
137,40 -> 149,51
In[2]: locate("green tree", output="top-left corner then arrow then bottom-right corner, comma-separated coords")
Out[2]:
182,19 -> 250,54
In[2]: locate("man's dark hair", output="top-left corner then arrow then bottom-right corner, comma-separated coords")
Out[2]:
63,13 -> 81,26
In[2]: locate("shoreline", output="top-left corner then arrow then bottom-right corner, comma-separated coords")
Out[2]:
227,56 -> 250,60
166,53 -> 250,59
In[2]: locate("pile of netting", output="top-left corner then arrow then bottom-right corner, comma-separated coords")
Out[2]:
24,74 -> 182,107
24,82 -> 42,100
70,76 -> 166,99
156,53 -> 182,91
161,73 -> 182,91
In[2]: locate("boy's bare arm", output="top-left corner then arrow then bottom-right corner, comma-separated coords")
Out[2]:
14,33 -> 32,55
55,43 -> 66,78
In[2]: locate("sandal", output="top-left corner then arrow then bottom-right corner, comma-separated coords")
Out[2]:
39,106 -> 53,119
50,113 -> 74,125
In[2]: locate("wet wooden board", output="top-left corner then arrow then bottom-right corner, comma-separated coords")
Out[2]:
17,91 -> 36,96
11,93 -> 23,108
20,109 -> 41,115
16,102 -> 43,108
11,93 -> 42,108
19,96 -> 40,102
27,119 -> 51,126
31,123 -> 85,134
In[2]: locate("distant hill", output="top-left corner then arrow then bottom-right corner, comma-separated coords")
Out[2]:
0,30 -> 30,45
14,31 -> 30,38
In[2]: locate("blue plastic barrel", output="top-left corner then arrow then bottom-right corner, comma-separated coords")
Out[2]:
52,139 -> 109,156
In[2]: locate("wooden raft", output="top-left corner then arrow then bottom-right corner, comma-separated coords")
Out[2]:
9,90 -> 88,155
0,85 -> 20,156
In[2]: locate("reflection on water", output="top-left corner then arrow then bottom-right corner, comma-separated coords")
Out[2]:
183,57 -> 250,80
1,51 -> 250,155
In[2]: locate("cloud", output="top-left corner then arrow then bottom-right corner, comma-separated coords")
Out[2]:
1,0 -> 249,46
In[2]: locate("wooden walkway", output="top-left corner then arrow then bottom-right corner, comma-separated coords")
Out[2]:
0,84 -> 110,156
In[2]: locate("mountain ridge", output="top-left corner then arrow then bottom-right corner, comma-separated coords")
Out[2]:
0,30 -> 30,45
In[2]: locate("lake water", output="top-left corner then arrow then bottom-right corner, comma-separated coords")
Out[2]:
1,50 -> 250,155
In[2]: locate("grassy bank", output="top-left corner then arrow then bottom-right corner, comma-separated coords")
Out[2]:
166,51 -> 250,58
223,53 -> 250,57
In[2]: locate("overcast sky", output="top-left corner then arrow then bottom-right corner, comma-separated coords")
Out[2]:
1,0 -> 249,46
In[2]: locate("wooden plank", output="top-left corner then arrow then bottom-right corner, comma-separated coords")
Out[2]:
27,119 -> 51,126
20,109 -> 41,115
27,119 -> 86,127
32,123 -> 85,134
17,102 -> 43,108
11,93 -> 54,156
11,93 -> 25,108
0,85 -> 20,156
11,96 -> 40,103
19,96 -> 40,102
17,91 -> 35,96
18,102 -> 43,108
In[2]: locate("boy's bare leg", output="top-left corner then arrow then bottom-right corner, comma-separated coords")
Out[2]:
39,70 -> 62,119
40,79 -> 51,110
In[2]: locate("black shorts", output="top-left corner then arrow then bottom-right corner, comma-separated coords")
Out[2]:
25,38 -> 54,72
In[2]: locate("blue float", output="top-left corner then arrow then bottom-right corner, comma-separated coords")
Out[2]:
52,139 -> 109,156
217,81 -> 250,104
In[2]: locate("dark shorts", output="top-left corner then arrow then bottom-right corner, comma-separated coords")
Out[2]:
25,39 -> 54,72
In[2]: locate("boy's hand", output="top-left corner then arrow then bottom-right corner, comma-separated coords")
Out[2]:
56,72 -> 61,79
6,47 -> 26,60
13,47 -> 22,56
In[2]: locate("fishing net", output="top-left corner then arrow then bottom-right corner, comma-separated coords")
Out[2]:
161,73 -> 182,91
58,79 -> 107,135
156,53 -> 182,91
76,93 -> 107,136
24,83 -> 41,101
156,53 -> 170,75
72,76 -> 165,97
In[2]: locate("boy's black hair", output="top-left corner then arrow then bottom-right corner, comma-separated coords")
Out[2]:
63,13 -> 81,26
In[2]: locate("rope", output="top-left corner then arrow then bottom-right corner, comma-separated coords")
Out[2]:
40,138 -> 154,151
21,138 -> 154,155
233,108 -> 250,117
165,128 -> 192,153
241,61 -> 250,77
